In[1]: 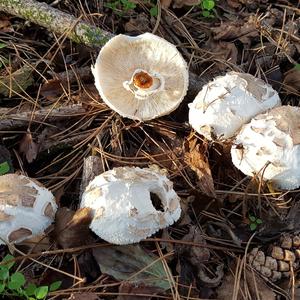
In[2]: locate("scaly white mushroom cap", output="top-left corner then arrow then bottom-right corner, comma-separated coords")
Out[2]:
189,72 -> 281,140
80,166 -> 181,245
0,174 -> 57,244
231,106 -> 300,190
92,33 -> 189,121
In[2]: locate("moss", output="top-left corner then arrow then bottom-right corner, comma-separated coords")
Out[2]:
78,24 -> 110,47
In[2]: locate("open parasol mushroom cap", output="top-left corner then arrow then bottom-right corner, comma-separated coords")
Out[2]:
80,166 -> 181,245
92,33 -> 189,121
231,106 -> 300,190
188,72 -> 281,140
0,174 -> 57,244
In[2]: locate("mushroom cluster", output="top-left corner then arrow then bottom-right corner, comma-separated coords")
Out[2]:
92,33 -> 189,121
188,72 -> 281,140
80,166 -> 181,245
0,174 -> 57,244
231,106 -> 300,190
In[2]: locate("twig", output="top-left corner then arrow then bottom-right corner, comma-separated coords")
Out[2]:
0,104 -> 86,130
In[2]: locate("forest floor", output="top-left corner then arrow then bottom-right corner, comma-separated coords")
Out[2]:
0,0 -> 300,299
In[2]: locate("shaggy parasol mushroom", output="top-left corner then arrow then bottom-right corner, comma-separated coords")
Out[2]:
80,166 -> 181,245
231,106 -> 300,190
0,174 -> 57,244
92,33 -> 189,121
188,72 -> 281,140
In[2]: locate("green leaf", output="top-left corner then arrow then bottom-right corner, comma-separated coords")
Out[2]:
150,5 -> 158,17
295,64 -> 300,70
34,286 -> 49,299
0,267 -> 9,280
0,161 -> 10,175
0,43 -> 6,49
25,283 -> 37,296
256,218 -> 263,224
248,215 -> 256,222
1,254 -> 15,269
250,223 -> 257,231
93,245 -> 170,290
8,272 -> 26,290
202,0 -> 215,10
0,283 -> 5,293
202,10 -> 211,17
49,281 -> 61,292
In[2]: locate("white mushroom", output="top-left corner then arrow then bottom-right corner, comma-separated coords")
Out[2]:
92,33 -> 189,121
231,106 -> 300,190
0,174 -> 57,244
80,166 -> 181,245
188,72 -> 281,140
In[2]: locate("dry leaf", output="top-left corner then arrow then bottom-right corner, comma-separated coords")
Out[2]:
19,131 -> 39,163
117,282 -> 161,300
53,207 -> 94,249
205,40 -> 238,70
40,79 -> 66,100
283,68 -> 300,95
173,0 -> 200,8
184,137 -> 215,197
217,266 -> 276,299
177,225 -> 210,266
93,245 -> 171,290
67,293 -> 101,300
125,14 -> 149,33
211,16 -> 257,45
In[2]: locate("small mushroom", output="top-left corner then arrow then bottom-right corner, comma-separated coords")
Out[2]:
188,72 -> 281,140
80,166 -> 181,245
0,174 -> 57,244
92,33 -> 189,121
231,106 -> 300,190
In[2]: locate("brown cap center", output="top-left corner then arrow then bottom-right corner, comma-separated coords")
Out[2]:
133,71 -> 153,89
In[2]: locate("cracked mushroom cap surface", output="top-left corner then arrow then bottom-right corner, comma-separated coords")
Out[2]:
92,33 -> 189,121
231,106 -> 300,190
80,166 -> 181,245
188,72 -> 281,140
0,174 -> 57,244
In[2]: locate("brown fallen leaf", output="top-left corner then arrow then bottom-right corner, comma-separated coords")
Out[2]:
117,282 -> 162,300
177,225 -> 210,266
184,136 -> 216,197
67,293 -> 101,300
211,15 -> 258,46
283,68 -> 300,95
205,40 -> 238,70
0,16 -> 13,32
53,207 -> 94,249
40,79 -> 66,101
172,0 -> 200,8
19,130 -> 39,163
125,13 -> 150,33
217,266 -> 276,299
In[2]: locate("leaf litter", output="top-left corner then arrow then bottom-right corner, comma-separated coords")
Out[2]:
0,0 -> 299,299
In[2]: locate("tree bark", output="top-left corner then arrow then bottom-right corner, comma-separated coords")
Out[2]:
0,0 -> 113,48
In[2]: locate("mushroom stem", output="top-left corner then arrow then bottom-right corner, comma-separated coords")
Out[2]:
123,69 -> 165,100
133,71 -> 153,89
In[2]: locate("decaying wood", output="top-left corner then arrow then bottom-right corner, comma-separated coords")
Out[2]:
0,104 -> 86,130
80,155 -> 104,198
0,0 -> 113,48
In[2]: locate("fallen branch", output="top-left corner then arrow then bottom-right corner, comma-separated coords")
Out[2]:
0,104 -> 86,130
0,0 -> 113,48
